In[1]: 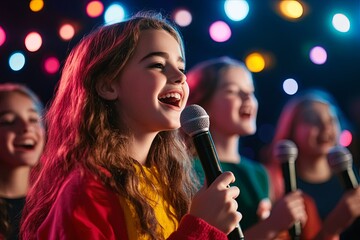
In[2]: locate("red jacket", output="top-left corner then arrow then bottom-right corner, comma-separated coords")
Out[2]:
37,168 -> 227,240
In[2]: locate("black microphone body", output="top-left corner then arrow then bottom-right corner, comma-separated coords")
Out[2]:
192,131 -> 222,185
275,140 -> 301,240
327,146 -> 360,239
181,104 -> 244,240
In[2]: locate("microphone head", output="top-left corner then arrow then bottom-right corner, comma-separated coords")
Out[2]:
180,104 -> 210,137
274,139 -> 298,163
327,145 -> 353,173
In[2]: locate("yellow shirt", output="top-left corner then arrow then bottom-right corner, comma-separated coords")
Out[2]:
119,166 -> 178,239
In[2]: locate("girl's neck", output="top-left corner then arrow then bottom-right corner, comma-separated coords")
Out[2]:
0,166 -> 30,198
211,130 -> 241,164
296,155 -> 332,183
129,132 -> 158,165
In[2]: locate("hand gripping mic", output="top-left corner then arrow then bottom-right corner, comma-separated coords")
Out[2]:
327,145 -> 360,238
327,145 -> 359,190
180,104 -> 244,240
274,140 -> 301,240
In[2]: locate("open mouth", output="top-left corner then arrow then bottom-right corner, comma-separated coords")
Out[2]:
158,92 -> 181,107
240,113 -> 251,118
14,139 -> 36,150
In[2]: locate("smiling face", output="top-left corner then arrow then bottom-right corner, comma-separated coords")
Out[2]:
293,101 -> 338,158
109,29 -> 188,133
0,92 -> 45,169
206,65 -> 258,136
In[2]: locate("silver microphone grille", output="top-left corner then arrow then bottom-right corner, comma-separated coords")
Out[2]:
180,104 -> 210,137
274,139 -> 298,163
327,145 -> 353,173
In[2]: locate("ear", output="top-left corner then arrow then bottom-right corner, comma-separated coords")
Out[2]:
95,80 -> 118,100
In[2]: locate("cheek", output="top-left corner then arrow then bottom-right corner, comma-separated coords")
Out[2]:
183,83 -> 190,103
0,131 -> 13,143
293,128 -> 310,144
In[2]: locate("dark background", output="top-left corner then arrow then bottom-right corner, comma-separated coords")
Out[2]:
1,0 -> 359,161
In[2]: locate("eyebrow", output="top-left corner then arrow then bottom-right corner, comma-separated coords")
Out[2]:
0,108 -> 38,117
139,51 -> 184,64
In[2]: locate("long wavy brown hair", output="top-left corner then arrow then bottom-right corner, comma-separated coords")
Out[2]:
20,11 -> 197,240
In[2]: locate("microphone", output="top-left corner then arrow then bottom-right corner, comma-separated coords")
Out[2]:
274,139 -> 301,240
327,145 -> 359,190
327,145 -> 360,238
180,104 -> 244,240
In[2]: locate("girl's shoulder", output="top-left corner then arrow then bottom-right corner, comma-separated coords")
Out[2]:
38,167 -> 128,239
58,167 -> 116,206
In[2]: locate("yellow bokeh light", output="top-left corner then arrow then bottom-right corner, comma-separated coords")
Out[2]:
245,52 -> 265,73
29,0 -> 44,12
279,0 -> 303,19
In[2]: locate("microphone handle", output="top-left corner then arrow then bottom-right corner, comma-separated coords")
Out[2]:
194,132 -> 244,240
338,168 -> 359,190
281,162 -> 301,239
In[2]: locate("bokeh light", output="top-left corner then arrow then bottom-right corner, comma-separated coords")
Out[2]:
9,52 -> 26,71
339,129 -> 352,147
25,32 -> 42,52
29,0 -> 44,12
309,46 -> 327,65
283,78 -> 298,95
332,13 -> 350,33
278,0 -> 304,19
0,26 -> 6,46
104,3 -> 126,25
86,1 -> 104,18
224,0 -> 249,21
59,24 -> 75,41
209,21 -> 231,42
44,57 -> 60,74
245,52 -> 265,72
173,9 -> 192,27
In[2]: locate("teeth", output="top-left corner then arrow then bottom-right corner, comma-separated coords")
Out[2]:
159,92 -> 181,100
16,139 -> 35,146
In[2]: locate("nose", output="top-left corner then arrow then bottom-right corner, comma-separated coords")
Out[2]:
169,67 -> 186,84
18,119 -> 31,133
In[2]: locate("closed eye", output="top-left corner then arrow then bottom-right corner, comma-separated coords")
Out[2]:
149,63 -> 165,70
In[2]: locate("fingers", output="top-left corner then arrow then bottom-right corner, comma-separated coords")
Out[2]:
286,191 -> 307,225
190,171 -> 241,234
209,171 -> 236,189
271,190 -> 308,229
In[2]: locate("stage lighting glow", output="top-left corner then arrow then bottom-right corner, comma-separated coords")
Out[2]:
209,21 -> 231,42
0,26 -> 6,46
104,3 -> 125,25
44,57 -> 60,74
283,78 -> 298,95
245,52 -> 265,72
9,52 -> 26,71
279,0 -> 303,19
332,13 -> 350,33
29,0 -> 44,12
224,0 -> 249,21
59,24 -> 75,40
339,129 -> 352,147
173,9 -> 192,27
86,1 -> 104,18
25,32 -> 42,52
309,46 -> 327,65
